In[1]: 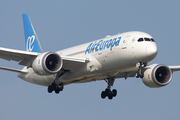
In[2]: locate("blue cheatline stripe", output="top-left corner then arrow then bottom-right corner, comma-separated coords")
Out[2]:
22,14 -> 42,53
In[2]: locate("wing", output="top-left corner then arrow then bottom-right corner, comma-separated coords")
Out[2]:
0,47 -> 88,72
0,47 -> 39,66
0,66 -> 28,73
168,66 -> 180,72
114,65 -> 180,79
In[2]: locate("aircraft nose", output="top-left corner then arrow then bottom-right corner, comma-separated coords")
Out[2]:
146,42 -> 158,60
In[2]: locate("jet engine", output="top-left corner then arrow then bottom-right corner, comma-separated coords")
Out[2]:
32,52 -> 63,75
142,64 -> 172,88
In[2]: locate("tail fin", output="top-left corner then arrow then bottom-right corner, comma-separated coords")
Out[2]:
22,14 -> 43,53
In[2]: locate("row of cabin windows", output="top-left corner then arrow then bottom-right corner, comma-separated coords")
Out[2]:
138,38 -> 155,42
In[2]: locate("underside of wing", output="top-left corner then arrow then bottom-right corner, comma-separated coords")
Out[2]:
61,56 -> 89,71
0,47 -> 39,66
115,71 -> 136,79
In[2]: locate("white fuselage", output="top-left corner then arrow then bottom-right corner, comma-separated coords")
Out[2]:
18,31 -> 157,86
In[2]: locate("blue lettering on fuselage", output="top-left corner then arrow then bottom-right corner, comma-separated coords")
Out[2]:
85,37 -> 121,54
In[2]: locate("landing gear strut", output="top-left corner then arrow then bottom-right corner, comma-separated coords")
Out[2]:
136,62 -> 147,78
47,70 -> 67,94
101,77 -> 117,100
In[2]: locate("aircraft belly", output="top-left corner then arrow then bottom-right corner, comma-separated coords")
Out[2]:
18,68 -> 54,86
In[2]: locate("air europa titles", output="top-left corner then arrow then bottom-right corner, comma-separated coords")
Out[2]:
85,37 -> 121,54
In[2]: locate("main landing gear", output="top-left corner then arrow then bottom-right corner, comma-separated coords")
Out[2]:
135,62 -> 147,78
101,77 -> 117,100
48,82 -> 64,94
47,70 -> 67,94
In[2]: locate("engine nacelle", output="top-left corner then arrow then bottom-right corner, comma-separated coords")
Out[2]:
32,52 -> 63,75
142,64 -> 172,88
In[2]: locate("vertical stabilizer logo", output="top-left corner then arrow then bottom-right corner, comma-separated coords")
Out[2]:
26,35 -> 35,52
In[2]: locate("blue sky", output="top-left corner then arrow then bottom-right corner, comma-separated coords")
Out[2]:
0,0 -> 180,120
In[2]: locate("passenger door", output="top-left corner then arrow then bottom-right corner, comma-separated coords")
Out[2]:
122,36 -> 130,49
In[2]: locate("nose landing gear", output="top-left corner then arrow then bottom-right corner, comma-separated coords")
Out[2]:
136,62 -> 147,78
101,77 -> 117,100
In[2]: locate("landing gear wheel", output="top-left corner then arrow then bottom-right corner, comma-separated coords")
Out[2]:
105,89 -> 111,96
51,83 -> 56,89
55,88 -> 60,94
47,82 -> 64,94
101,78 -> 118,100
47,70 -> 67,94
101,91 -> 106,99
101,89 -> 117,100
112,89 -> 117,97
48,85 -> 53,93
108,92 -> 113,100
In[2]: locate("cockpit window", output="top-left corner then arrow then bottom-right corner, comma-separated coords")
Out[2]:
137,37 -> 155,42
151,38 -> 155,42
144,38 -> 151,41
138,38 -> 144,42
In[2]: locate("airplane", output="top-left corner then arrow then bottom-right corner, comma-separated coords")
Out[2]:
0,14 -> 180,100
